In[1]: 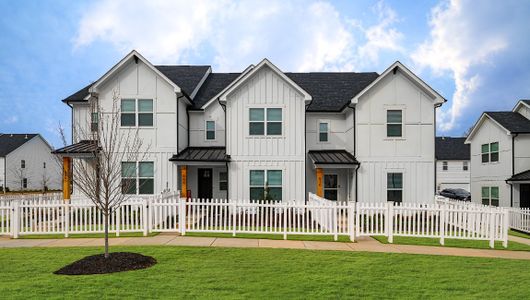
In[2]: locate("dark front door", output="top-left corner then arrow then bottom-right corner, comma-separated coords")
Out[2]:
521,184 -> 530,208
198,168 -> 213,199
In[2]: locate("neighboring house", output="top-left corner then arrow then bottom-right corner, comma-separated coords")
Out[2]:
465,100 -> 530,208
435,137 -> 470,191
0,134 -> 61,192
55,50 -> 445,204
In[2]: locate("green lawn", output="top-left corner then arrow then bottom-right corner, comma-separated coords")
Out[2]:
510,229 -> 530,240
373,235 -> 530,251
185,231 -> 352,242
0,246 -> 529,299
19,232 -> 159,239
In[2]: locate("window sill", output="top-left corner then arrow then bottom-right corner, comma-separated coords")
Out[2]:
246,136 -> 285,139
384,137 -> 406,141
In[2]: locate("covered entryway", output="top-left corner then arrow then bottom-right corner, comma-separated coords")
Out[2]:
307,150 -> 359,202
506,169 -> 530,208
170,147 -> 230,199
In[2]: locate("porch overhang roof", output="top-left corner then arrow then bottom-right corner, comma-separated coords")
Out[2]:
170,147 -> 230,163
506,169 -> 530,184
308,150 -> 359,168
52,140 -> 100,158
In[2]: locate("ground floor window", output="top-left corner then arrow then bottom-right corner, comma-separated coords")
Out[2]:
22,178 -> 27,189
219,171 -> 228,191
387,173 -> 403,203
481,186 -> 499,206
324,174 -> 338,200
121,161 -> 154,195
249,170 -> 282,201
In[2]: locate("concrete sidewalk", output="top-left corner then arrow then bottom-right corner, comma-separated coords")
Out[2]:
1,234 -> 529,260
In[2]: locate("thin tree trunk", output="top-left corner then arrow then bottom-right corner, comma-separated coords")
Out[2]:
104,210 -> 109,258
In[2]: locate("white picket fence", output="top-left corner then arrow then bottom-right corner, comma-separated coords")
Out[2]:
0,192 -> 510,248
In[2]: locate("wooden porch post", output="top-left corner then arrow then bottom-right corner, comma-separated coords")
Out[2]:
62,157 -> 71,202
316,168 -> 323,197
180,165 -> 187,198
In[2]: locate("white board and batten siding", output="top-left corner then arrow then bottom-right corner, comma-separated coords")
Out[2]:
72,59 -> 185,195
468,117 -> 513,207
355,69 -> 436,204
189,102 -> 226,147
436,160 -> 470,191
225,65 -> 306,204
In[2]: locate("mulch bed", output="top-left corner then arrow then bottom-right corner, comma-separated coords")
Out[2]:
54,252 -> 157,275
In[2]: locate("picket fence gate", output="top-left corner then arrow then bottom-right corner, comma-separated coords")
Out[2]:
0,192 -> 510,248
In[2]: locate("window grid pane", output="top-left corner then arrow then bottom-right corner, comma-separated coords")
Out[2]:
138,113 -> 153,126
267,108 -> 282,121
250,108 -> 264,121
267,122 -> 282,135
249,122 -> 265,135
139,162 -> 154,177
387,110 -> 402,123
250,170 -> 265,186
121,99 -> 136,112
387,124 -> 402,137
267,170 -> 282,186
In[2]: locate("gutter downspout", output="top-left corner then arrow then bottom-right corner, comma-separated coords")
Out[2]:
348,104 -> 358,202
434,103 -> 443,195
218,98 -> 229,200
511,133 -> 518,207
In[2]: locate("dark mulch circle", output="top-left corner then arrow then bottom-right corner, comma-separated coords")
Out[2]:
54,252 -> 157,275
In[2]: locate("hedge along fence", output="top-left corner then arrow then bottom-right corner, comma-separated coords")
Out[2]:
0,192 -> 510,248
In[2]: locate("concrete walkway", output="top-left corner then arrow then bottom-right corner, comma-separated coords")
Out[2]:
1,234 -> 529,260
509,235 -> 530,246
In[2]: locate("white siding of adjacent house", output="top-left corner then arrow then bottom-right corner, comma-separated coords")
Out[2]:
436,160 -> 470,191
4,136 -> 61,191
0,157 -> 5,191
72,103 -> 90,142
225,65 -> 306,203
355,70 -> 436,203
469,118 -> 513,207
515,103 -> 530,119
73,59 -> 183,195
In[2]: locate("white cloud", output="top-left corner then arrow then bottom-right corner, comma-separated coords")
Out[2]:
412,0 -> 509,132
3,115 -> 18,124
74,0 -> 404,72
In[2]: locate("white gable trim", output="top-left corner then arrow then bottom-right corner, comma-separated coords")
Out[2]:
218,59 -> 312,103
351,61 -> 446,105
88,50 -> 182,95
513,100 -> 530,112
464,113 -> 512,143
201,64 -> 256,110
190,66 -> 212,100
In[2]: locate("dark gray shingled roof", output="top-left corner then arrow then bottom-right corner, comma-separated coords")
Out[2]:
192,73 -> 241,109
52,140 -> 100,154
507,169 -> 530,182
169,147 -> 229,162
435,137 -> 470,160
63,66 -> 380,112
62,65 -> 210,103
286,72 -> 380,112
0,134 -> 38,156
522,100 -> 530,106
485,112 -> 530,133
308,150 -> 359,165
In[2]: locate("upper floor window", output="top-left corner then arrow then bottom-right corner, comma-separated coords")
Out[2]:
121,161 -> 154,195
319,122 -> 329,142
249,108 -> 282,136
206,121 -> 216,140
387,172 -> 403,203
481,186 -> 499,206
21,160 -> 25,169
219,171 -> 228,191
43,162 -> 46,169
481,142 -> 499,163
463,161 -> 469,171
442,161 -> 448,171
249,169 -> 282,201
120,99 -> 153,127
387,110 -> 402,137
91,112 -> 98,132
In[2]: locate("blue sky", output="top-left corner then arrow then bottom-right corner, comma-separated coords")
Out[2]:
1,0 -> 529,147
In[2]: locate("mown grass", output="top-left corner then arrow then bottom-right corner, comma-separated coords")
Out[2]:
185,231 -> 352,242
19,232 -> 160,239
0,246 -> 529,299
510,229 -> 530,240
372,235 -> 530,251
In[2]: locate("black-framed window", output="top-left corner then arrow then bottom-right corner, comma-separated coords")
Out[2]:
21,160 -> 25,169
387,173 -> 403,203
120,99 -> 153,127
319,122 -> 329,142
91,112 -> 98,132
442,161 -> 448,171
121,161 -> 154,195
481,142 -> 499,163
463,161 -> 468,171
482,186 -> 499,206
324,174 -> 338,200
206,121 -> 216,140
22,178 -> 27,189
387,110 -> 402,137
249,170 -> 282,201
219,171 -> 228,191
43,162 -> 46,169
249,108 -> 282,136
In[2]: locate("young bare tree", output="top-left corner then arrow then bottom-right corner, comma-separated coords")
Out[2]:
9,165 -> 29,191
62,91 -> 150,258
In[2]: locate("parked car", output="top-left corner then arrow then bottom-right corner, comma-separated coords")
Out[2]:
439,188 -> 471,201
